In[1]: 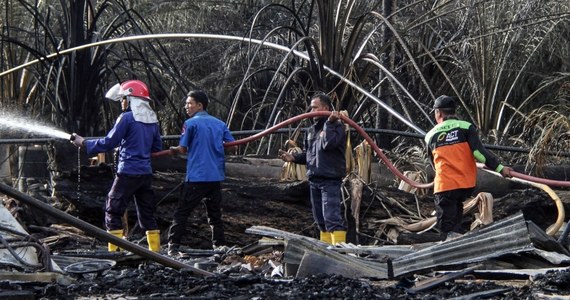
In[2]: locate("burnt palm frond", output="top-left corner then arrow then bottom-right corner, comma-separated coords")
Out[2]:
511,104 -> 570,175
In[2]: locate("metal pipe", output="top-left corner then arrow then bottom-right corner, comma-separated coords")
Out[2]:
153,111 -> 435,189
0,138 -> 58,144
3,131 -> 570,158
0,182 -> 213,276
153,111 -> 570,189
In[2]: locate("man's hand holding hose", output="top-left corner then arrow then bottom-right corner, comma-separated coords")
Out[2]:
500,166 -> 513,178
70,133 -> 86,148
151,145 -> 183,158
328,111 -> 340,122
278,149 -> 295,162
168,146 -> 184,154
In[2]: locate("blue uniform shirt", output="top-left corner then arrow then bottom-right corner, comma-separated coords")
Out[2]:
84,112 -> 162,175
180,111 -> 234,182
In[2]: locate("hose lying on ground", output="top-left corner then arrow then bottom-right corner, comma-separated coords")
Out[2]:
481,167 -> 565,236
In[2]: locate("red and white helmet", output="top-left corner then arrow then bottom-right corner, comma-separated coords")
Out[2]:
105,80 -> 151,101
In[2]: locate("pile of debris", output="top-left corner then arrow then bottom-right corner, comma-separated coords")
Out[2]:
1,209 -> 570,299
0,157 -> 569,298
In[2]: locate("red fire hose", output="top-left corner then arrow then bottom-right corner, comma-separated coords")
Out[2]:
152,111 -> 570,189
509,170 -> 569,187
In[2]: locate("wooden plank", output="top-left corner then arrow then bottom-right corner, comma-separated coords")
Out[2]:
407,265 -> 478,294
246,225 -> 321,242
0,272 -> 75,285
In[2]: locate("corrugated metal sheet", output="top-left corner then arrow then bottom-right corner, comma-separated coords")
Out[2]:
286,238 -> 389,279
331,244 -> 416,259
392,213 -> 539,277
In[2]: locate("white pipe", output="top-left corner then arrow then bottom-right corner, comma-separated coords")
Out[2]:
0,33 -> 426,135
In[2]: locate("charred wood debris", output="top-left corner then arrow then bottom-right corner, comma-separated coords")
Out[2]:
0,150 -> 569,299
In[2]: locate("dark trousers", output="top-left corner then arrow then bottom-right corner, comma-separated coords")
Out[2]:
167,181 -> 226,247
434,188 -> 474,240
105,174 -> 158,232
309,177 -> 346,232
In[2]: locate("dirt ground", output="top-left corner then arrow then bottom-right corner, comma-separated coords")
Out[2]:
2,165 -> 570,299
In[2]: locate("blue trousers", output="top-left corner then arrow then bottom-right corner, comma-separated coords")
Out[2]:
309,177 -> 346,232
105,174 -> 158,232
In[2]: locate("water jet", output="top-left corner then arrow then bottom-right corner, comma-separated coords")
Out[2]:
0,114 -> 71,140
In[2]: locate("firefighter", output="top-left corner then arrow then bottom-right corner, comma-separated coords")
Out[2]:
71,80 -> 163,252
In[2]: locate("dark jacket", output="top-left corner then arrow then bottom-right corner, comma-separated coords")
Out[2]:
293,118 -> 346,179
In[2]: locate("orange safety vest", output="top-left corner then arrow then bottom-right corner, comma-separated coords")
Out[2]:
425,119 -> 504,193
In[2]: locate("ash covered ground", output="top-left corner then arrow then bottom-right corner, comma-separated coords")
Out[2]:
37,263 -> 570,299
3,167 -> 570,299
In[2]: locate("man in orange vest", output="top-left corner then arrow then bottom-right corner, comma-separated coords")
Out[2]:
424,95 -> 512,241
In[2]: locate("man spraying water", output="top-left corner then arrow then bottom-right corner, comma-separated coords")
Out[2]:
70,80 -> 163,252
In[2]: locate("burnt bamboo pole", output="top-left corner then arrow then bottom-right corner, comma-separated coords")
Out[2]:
0,182 -> 213,276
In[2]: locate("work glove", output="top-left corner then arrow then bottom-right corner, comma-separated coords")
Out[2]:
70,133 -> 85,148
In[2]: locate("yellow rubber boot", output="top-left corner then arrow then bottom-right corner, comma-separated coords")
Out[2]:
146,230 -> 161,252
319,231 -> 332,244
332,230 -> 346,245
107,229 -> 124,252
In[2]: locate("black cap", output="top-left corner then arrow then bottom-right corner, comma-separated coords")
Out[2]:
433,95 -> 456,109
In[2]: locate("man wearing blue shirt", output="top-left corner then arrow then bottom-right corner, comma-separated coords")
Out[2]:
71,80 -> 163,252
167,90 -> 235,254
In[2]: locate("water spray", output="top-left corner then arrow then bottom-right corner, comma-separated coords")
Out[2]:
0,115 -> 72,140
